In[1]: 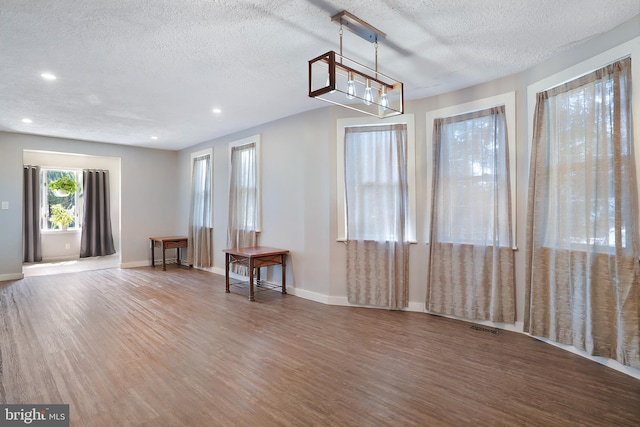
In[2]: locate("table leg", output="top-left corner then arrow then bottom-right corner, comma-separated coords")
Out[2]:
249,258 -> 255,302
281,254 -> 287,294
151,240 -> 155,267
225,253 -> 230,293
256,267 -> 261,287
162,244 -> 166,271
177,247 -> 181,267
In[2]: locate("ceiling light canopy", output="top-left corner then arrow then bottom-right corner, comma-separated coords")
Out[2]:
40,72 -> 57,80
308,11 -> 403,118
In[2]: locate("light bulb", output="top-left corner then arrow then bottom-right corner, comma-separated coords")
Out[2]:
326,73 -> 335,93
363,80 -> 374,105
346,72 -> 356,99
380,86 -> 389,110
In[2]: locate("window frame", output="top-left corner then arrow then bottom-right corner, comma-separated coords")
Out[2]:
425,92 -> 517,248
336,114 -> 416,242
228,134 -> 262,232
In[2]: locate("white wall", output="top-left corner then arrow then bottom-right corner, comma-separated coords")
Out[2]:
177,107 -> 333,294
175,15 -> 640,379
0,132 -> 180,279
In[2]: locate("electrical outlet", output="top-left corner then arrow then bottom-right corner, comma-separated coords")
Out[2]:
1,201 -> 8,210
65,243 -> 71,249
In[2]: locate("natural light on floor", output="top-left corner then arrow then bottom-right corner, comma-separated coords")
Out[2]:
22,255 -> 120,277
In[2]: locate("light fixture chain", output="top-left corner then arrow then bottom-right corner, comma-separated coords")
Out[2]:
339,24 -> 343,61
374,40 -> 379,78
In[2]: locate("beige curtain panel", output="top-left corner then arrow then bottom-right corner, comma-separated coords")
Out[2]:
188,154 -> 213,268
347,240 -> 409,309
227,143 -> 258,276
525,57 -> 639,368
344,124 -> 410,310
427,106 -> 516,323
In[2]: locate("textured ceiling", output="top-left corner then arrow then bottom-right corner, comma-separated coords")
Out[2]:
1,0 -> 639,150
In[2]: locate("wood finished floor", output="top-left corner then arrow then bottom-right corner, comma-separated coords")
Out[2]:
0,267 -> 639,426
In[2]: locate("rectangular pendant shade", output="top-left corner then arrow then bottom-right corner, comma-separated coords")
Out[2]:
308,51 -> 404,118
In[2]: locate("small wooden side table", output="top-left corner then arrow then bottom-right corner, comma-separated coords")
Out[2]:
150,236 -> 188,271
223,246 -> 289,301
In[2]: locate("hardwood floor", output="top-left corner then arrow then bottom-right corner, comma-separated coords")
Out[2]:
0,267 -> 638,426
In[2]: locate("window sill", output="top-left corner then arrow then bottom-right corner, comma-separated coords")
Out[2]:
337,238 -> 418,244
42,229 -> 82,235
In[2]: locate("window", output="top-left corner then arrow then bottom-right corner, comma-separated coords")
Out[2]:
228,136 -> 260,231
41,169 -> 83,231
227,135 -> 261,251
188,149 -> 213,268
337,114 -> 416,242
230,143 -> 258,231
426,93 -> 517,246
539,68 -> 631,251
432,106 -> 511,246
344,124 -> 408,242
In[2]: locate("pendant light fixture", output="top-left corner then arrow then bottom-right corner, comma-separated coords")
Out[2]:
308,11 -> 404,118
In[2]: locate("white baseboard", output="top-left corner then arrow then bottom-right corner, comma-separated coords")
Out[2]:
210,266 -> 227,277
533,336 -> 640,380
121,257 -> 185,269
286,287 -> 334,304
42,255 -> 80,262
120,260 -> 149,268
0,272 -> 24,282
287,290 -> 427,313
425,311 -> 525,333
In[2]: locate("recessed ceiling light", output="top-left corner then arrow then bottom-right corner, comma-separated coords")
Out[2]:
22,118 -> 33,124
212,108 -> 222,114
40,73 -> 57,80
150,136 -> 158,140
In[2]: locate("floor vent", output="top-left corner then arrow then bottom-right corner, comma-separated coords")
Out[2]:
470,325 -> 501,335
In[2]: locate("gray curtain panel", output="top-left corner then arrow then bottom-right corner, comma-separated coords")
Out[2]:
23,165 -> 42,262
80,169 -> 115,258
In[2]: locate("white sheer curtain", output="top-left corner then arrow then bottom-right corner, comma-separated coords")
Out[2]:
525,57 -> 639,368
344,124 -> 409,309
227,143 -> 258,275
187,154 -> 213,268
427,106 -> 515,323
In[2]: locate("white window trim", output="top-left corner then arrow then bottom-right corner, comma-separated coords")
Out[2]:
425,92 -> 517,248
336,114 -> 416,242
527,36 -> 640,223
190,147 -> 213,227
228,134 -> 262,232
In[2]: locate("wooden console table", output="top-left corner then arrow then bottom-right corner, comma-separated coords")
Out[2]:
223,246 -> 289,301
150,236 -> 188,271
